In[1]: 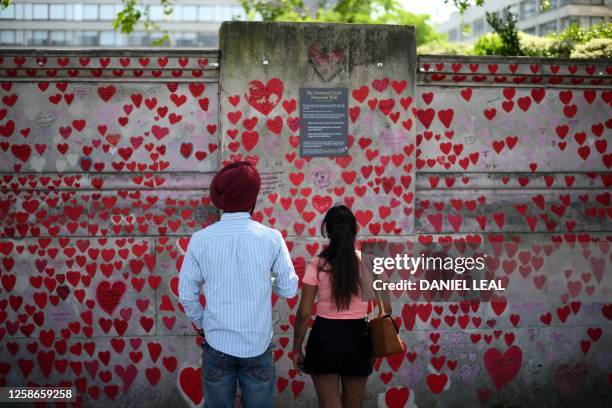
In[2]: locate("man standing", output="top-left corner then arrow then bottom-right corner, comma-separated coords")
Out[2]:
179,161 -> 298,408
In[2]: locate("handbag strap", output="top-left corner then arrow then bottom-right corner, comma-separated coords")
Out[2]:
373,289 -> 400,334
374,288 -> 386,316
388,314 -> 400,333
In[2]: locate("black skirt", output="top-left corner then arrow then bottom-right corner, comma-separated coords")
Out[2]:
302,315 -> 373,377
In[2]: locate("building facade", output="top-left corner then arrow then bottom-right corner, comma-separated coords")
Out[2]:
438,0 -> 612,43
0,0 -> 245,47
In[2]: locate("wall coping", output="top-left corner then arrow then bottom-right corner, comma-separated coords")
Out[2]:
418,54 -> 612,65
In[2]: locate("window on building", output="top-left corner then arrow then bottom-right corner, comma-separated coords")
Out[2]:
23,4 -> 32,19
198,6 -> 213,21
49,4 -> 65,20
115,34 -> 124,46
590,16 -> 603,26
473,18 -> 484,34
197,33 -> 217,48
99,5 -> 117,20
73,4 -> 82,21
0,4 -> 15,19
158,6 -> 172,21
0,30 -> 16,45
561,16 -> 580,28
520,0 -> 537,19
214,5 -> 226,21
127,32 -> 148,46
540,0 -> 560,10
33,4 -> 48,20
181,5 -> 197,21
507,4 -> 519,17
212,5 -> 225,21
14,3 -> 23,19
82,4 -> 98,20
539,20 -> 557,34
176,32 -> 197,46
569,0 -> 603,4
31,30 -> 49,45
77,31 -> 98,46
64,4 -> 73,20
167,4 -> 177,21
222,5 -> 234,20
231,5 -> 246,20
448,28 -> 458,41
50,31 -> 68,46
523,27 -> 536,34
100,31 -> 116,46
149,5 -> 164,21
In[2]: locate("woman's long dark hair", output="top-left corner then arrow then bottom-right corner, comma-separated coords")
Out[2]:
317,205 -> 360,311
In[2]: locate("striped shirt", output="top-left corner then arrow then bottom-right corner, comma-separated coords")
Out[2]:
178,211 -> 298,358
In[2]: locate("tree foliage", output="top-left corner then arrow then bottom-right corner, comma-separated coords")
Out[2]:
555,21 -> 612,44
417,40 -> 474,55
483,7 -> 521,56
571,38 -> 612,58
113,0 -> 173,45
239,1 -> 485,21
239,0 -> 445,45
473,22 -> 612,57
473,32 -> 503,55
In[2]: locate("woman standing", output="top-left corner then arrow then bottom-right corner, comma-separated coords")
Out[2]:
291,205 -> 389,408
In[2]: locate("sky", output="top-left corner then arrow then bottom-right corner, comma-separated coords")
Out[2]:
399,0 -> 457,25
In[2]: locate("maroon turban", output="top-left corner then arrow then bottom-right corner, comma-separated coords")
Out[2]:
210,161 -> 261,212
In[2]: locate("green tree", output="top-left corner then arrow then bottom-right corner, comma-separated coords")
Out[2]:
473,22 -> 612,57
483,7 -> 521,56
417,40 -> 475,55
238,0 -> 444,45
239,1 -> 485,20
571,38 -> 612,58
551,22 -> 612,57
539,0 -> 551,12
555,22 -> 612,44
473,32 -> 503,55
113,0 -> 173,45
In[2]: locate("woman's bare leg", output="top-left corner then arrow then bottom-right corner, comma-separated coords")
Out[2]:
311,374 -> 342,408
340,375 -> 368,408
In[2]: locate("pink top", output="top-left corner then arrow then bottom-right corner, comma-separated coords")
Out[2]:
302,253 -> 369,319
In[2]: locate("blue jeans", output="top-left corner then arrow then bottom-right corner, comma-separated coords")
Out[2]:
201,341 -> 275,408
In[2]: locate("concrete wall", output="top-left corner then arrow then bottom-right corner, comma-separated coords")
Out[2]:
0,49 -> 221,407
411,55 -> 611,407
0,22 -> 610,408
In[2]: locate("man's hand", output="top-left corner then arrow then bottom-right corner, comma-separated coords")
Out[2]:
191,322 -> 204,341
195,327 -> 205,347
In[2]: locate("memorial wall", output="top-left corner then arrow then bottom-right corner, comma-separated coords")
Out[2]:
0,22 -> 610,407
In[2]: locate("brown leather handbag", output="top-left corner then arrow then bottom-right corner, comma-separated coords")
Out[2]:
368,291 -> 404,357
